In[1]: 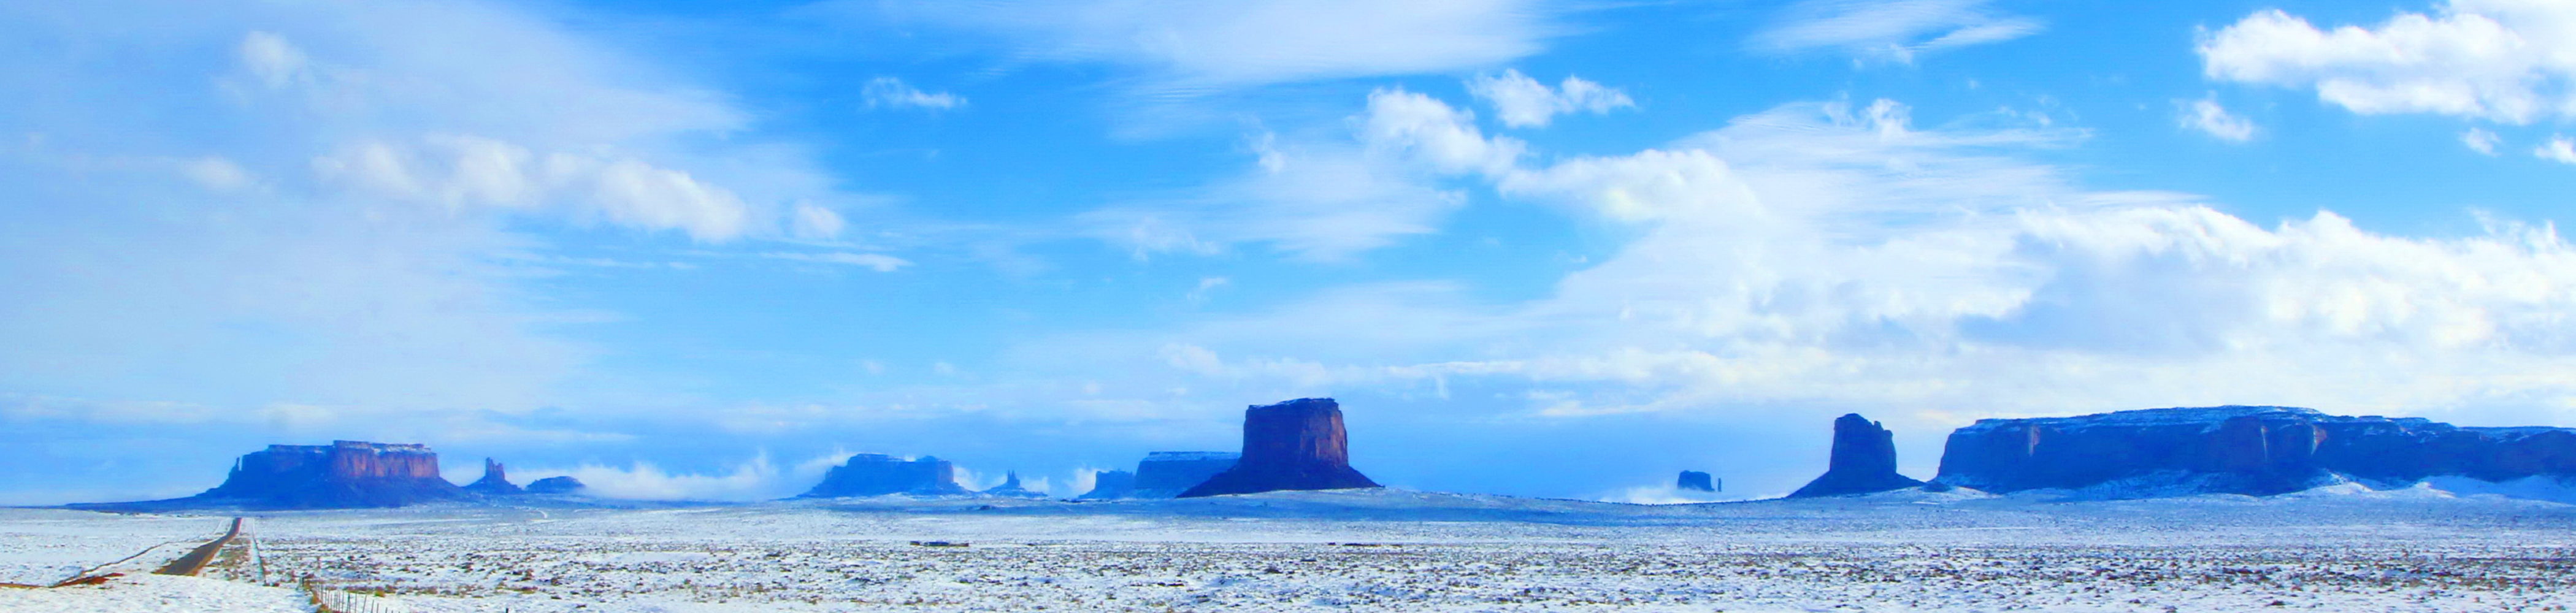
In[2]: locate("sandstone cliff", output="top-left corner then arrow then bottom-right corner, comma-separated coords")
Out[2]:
1079,469 -> 1137,500
1130,451 -> 1238,498
1933,406 -> 2576,495
144,441 -> 472,509
1179,398 -> 1379,497
797,454 -> 969,498
1789,414 -> 1926,498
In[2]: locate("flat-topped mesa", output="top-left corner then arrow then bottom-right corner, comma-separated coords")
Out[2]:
463,458 -> 523,495
191,440 -> 467,509
1078,469 -> 1137,500
1932,405 -> 2576,495
1676,470 -> 1719,492
797,454 -> 969,498
1129,451 -> 1238,498
1788,414 -> 1926,498
526,476 -> 586,495
1179,398 -> 1380,498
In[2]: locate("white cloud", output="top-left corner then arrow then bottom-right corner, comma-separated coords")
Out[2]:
760,251 -> 913,272
2199,1 -> 2576,123
861,77 -> 964,110
1083,88 -> 1522,260
1752,0 -> 2044,63
880,0 -> 1556,95
0,1 -> 881,426
178,156 -> 253,191
1057,93 -> 2576,430
2464,127 -> 2503,154
1357,88 -> 1525,177
791,202 -> 847,238
238,31 -> 305,88
2177,94 -> 2258,142
2539,135 -> 2576,164
1466,69 -> 1635,128
310,135 -> 754,242
534,451 -> 848,501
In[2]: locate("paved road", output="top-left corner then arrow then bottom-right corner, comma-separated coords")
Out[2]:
152,517 -> 245,576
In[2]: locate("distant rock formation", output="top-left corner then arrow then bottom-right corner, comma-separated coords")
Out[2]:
1933,406 -> 2576,496
526,476 -> 586,495
1078,469 -> 1136,500
1130,452 -> 1239,498
80,441 -> 471,510
1676,470 -> 1719,492
797,454 -> 969,498
981,471 -> 1048,498
1179,398 -> 1380,497
462,458 -> 523,496
1789,414 -> 1926,498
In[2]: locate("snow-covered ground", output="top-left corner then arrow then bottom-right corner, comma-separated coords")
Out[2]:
0,509 -> 235,585
6,487 -> 2575,612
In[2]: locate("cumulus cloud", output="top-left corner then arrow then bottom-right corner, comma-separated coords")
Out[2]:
1466,69 -> 1635,128
2199,0 -> 2576,123
2177,94 -> 2258,142
1752,0 -> 2044,63
1072,92 -> 2576,428
2540,135 -> 2576,164
861,77 -> 964,110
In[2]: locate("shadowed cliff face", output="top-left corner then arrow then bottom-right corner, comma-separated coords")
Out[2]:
1676,470 -> 1718,492
1127,452 -> 1237,498
1788,414 -> 1926,498
1934,406 -> 2576,495
1079,469 -> 1137,500
1179,398 -> 1381,497
159,441 -> 469,509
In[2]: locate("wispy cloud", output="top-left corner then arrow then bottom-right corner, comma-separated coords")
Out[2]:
761,251 -> 913,272
872,0 -> 1560,96
862,77 -> 964,110
2463,127 -> 2502,155
1751,0 -> 2043,63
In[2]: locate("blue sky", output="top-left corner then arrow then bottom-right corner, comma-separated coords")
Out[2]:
4,0 -> 2574,504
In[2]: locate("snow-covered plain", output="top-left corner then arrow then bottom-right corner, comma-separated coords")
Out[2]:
8,487 -> 2576,612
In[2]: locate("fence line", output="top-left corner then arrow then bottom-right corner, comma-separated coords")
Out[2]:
302,579 -> 412,613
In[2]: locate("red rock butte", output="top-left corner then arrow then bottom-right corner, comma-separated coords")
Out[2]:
1179,398 -> 1381,497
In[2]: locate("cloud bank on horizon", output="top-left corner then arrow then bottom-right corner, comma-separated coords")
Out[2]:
1,0 -> 2572,504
